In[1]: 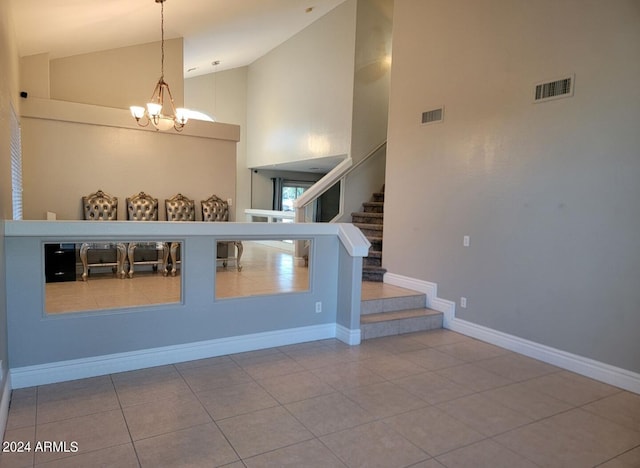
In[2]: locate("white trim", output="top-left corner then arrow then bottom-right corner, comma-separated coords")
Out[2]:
336,324 -> 361,345
0,373 -> 12,439
384,272 -> 640,395
10,324 -> 337,389
449,318 -> 640,395
384,273 -> 455,326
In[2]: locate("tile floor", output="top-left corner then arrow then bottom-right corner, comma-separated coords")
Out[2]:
3,329 -> 640,467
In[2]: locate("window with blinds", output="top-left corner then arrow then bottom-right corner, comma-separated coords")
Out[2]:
10,103 -> 23,220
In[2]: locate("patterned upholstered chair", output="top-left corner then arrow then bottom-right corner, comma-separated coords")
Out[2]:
126,192 -> 168,277
164,193 -> 195,276
201,195 -> 243,271
80,190 -> 126,281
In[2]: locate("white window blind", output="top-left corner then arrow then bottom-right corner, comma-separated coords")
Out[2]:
10,103 -> 23,220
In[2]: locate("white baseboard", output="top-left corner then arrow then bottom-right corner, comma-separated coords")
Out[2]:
11,323 -> 339,389
0,372 -> 12,439
336,324 -> 361,345
384,272 -> 640,395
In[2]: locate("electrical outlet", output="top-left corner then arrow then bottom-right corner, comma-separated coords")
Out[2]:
315,301 -> 322,313
463,236 -> 470,247
460,297 -> 467,308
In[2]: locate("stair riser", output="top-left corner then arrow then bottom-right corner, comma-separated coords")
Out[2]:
362,270 -> 385,282
358,227 -> 383,237
361,314 -> 443,340
368,240 -> 382,251
361,294 -> 426,315
372,193 -> 384,202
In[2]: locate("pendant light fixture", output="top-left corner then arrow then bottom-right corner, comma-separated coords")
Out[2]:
130,0 -> 188,132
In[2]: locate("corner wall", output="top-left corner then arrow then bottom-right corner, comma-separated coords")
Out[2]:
385,0 -> 640,373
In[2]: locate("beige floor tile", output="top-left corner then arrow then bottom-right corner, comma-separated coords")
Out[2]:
522,370 -> 622,406
321,420 -> 429,468
115,374 -> 193,407
398,348 -> 465,371
407,460 -> 447,468
383,406 -> 485,457
122,394 -> 212,441
435,363 -> 513,392
436,393 -> 533,437
6,393 -> 37,431
341,381 -> 428,419
285,347 -> 354,370
196,381 -> 279,420
34,409 -> 130,464
36,375 -> 114,404
217,406 -> 314,459
474,353 -> 560,381
244,439 -> 347,468
435,439 -> 538,468
134,423 -> 238,468
178,360 -> 253,393
310,361 -> 386,390
111,364 -> 181,387
582,391 -> 640,432
285,392 -> 375,436
0,425 -> 36,468
239,355 -> 307,380
173,354 -> 233,371
434,340 -> 509,362
34,443 -> 139,468
409,329 -> 472,347
480,381 -> 573,420
364,335 -> 428,354
392,371 -> 475,405
598,446 -> 640,467
37,390 -> 120,424
495,408 -> 640,467
359,354 -> 428,380
257,370 -> 335,404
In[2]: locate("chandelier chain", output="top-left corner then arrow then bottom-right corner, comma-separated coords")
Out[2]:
160,0 -> 164,79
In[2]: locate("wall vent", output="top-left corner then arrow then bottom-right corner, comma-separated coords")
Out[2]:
534,75 -> 574,102
422,107 -> 444,125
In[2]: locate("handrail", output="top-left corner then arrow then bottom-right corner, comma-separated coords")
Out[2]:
294,140 -> 387,222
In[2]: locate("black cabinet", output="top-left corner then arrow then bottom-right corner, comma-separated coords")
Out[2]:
45,243 -> 77,282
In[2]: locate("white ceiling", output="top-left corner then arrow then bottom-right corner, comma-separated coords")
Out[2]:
10,0 -> 347,77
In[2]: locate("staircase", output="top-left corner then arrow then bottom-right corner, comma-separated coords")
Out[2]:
352,187 -> 386,282
360,286 -> 443,339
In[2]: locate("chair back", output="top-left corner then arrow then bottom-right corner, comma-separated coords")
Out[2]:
126,192 -> 158,220
165,193 -> 195,221
201,195 -> 229,222
82,189 -> 118,220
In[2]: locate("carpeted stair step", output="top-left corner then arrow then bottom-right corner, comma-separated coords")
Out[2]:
353,223 -> 383,238
363,201 -> 384,213
364,250 -> 382,267
352,212 -> 383,225
372,192 -> 385,203
361,308 -> 443,340
362,266 -> 386,282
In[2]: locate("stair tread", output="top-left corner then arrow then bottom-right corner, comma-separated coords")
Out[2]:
363,201 -> 384,206
361,308 -> 442,323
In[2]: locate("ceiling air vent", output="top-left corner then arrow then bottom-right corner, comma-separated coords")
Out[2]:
534,75 -> 574,102
422,107 -> 444,125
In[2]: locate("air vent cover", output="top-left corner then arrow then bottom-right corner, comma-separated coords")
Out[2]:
534,75 -> 574,102
422,107 -> 444,125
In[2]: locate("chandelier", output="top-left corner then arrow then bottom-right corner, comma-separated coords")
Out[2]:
130,0 -> 188,132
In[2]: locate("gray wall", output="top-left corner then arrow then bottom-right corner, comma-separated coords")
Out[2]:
385,0 -> 640,372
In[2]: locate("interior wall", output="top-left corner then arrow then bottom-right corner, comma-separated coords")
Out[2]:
21,118 -> 236,221
186,67 -> 248,221
49,39 -> 184,110
20,53 -> 50,99
251,170 -> 323,211
339,0 -> 393,221
246,0 -> 357,169
385,0 -> 640,372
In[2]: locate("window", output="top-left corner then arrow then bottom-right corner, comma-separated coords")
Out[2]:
10,103 -> 23,220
